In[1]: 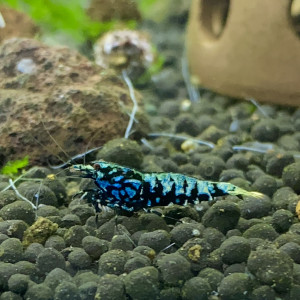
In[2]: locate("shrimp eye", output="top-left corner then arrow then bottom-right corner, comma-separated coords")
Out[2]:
93,163 -> 100,170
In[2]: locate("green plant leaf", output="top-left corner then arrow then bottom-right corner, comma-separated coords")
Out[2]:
1,156 -> 29,176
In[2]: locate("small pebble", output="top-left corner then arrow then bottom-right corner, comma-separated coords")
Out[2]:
225,154 -> 249,171
271,209 -> 293,233
202,227 -> 225,250
0,220 -> 28,240
251,119 -> 280,142
25,283 -> 53,300
239,196 -> 272,219
198,268 -> 223,292
160,287 -> 181,300
61,214 -> 81,228
138,230 -> 171,252
44,268 -> 73,290
68,248 -> 92,270
95,274 -> 125,300
23,243 -> 44,263
279,242 -> 300,263
0,238 -> 23,263
247,247 -> 293,292
124,266 -> 160,300
243,224 -> 279,241
110,234 -> 134,251
0,201 -> 35,225
198,156 -> 225,180
82,236 -> 109,260
0,291 -> 22,300
219,236 -> 251,264
44,235 -> 66,251
54,281 -> 80,300
157,253 -> 192,286
202,201 -> 241,234
218,273 -> 252,300
265,152 -> 294,177
64,225 -> 89,247
250,285 -> 275,300
79,282 -> 97,300
170,223 -> 203,247
98,249 -> 128,276
175,115 -> 201,136
182,277 -> 211,300
252,175 -> 277,197
282,162 -> 300,193
36,248 -> 66,274
124,252 -> 151,273
8,274 -> 30,295
223,263 -> 246,276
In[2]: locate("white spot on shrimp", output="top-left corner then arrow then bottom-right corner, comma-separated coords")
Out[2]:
16,58 -> 36,74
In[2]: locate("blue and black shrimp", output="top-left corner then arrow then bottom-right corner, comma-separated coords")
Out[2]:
72,161 -> 263,213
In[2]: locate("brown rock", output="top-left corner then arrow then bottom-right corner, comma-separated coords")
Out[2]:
0,6 -> 38,43
187,0 -> 300,106
0,38 -> 145,166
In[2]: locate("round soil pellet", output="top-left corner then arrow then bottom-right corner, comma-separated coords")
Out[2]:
157,253 -> 192,286
82,236 -> 109,260
279,242 -> 300,263
36,248 -> 66,274
219,236 -> 251,264
68,248 -> 92,270
0,238 -> 23,263
138,230 -> 171,253
95,274 -> 125,300
64,225 -> 89,247
282,162 -> 300,193
218,273 -> 252,300
98,249 -> 128,276
79,282 -> 97,300
170,223 -> 203,247
252,175 -> 277,197
25,283 -> 53,300
271,209 -> 293,233
182,277 -> 211,300
198,156 -> 225,180
251,285 -> 276,300
243,224 -> 279,241
124,266 -> 160,300
239,196 -> 272,219
247,247 -> 293,292
44,268 -> 73,290
54,281 -> 80,300
198,268 -> 223,292
251,119 -> 279,142
8,274 -> 30,295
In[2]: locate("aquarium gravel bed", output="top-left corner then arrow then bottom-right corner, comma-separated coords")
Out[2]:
1,95 -> 300,300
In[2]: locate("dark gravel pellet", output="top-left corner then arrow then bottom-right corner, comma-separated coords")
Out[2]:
223,263 -> 246,276
44,268 -> 73,290
157,253 -> 192,286
202,200 -> 241,234
82,236 -> 109,260
124,252 -> 151,273
159,100 -> 180,118
239,196 -> 272,219
95,274 -> 125,300
64,225 -> 89,247
68,248 -> 92,270
0,262 -> 20,291
271,209 -> 294,233
170,223 -> 203,247
226,154 -> 249,171
218,273 -> 252,300
198,268 -> 223,292
18,182 -> 58,207
202,227 -> 225,250
251,119 -> 280,142
282,162 -> 300,193
37,205 -> 59,218
0,220 -> 28,240
181,277 -> 211,300
0,190 -> 18,209
275,232 -> 300,247
272,187 -> 298,210
265,152 -> 295,177
124,266 -> 160,300
200,125 -> 227,143
25,283 -> 53,300
0,238 -> 23,263
0,201 -> 35,225
36,248 -> 66,274
44,235 -> 66,251
160,287 -> 181,300
175,114 -> 201,136
243,224 -> 279,241
110,234 -> 134,251
279,242 -> 300,263
74,271 -> 99,286
54,281 -> 80,300
198,155 -> 225,180
219,169 -> 245,182
8,274 -> 30,295
96,138 -> 143,169
250,285 -> 276,300
0,233 -> 9,244
23,243 -> 44,263
70,204 -> 95,224
220,236 -> 251,264
138,229 -> 171,253
98,249 -> 128,276
252,175 -> 277,197
14,261 -> 38,281
61,214 -> 81,228
79,282 -> 98,300
247,246 -> 293,292
0,291 -> 22,300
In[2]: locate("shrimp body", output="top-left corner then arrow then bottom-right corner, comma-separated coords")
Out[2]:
73,161 -> 263,212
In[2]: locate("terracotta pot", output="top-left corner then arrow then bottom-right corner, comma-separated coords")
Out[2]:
187,0 -> 300,106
